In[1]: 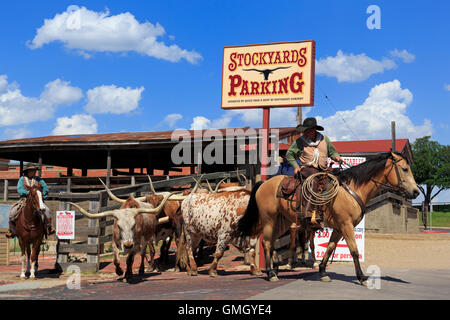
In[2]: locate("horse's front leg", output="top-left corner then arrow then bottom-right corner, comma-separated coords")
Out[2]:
340,223 -> 367,285
30,241 -> 42,279
318,229 -> 341,282
18,239 -> 27,279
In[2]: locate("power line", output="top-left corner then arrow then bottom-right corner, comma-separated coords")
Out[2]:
316,82 -> 359,141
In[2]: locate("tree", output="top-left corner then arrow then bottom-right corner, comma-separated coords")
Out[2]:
411,136 -> 450,208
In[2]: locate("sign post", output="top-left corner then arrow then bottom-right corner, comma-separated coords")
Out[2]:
221,40 -> 315,181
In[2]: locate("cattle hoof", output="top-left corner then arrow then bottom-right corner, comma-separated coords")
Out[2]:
251,269 -> 263,276
269,275 -> 279,282
209,271 -> 218,278
320,275 -> 331,282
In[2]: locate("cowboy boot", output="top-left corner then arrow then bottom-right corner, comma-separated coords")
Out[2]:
45,217 -> 55,235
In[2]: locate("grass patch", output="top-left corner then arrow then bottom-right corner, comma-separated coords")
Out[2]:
418,211 -> 450,227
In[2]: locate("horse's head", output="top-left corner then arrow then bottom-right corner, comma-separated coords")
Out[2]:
24,182 -> 46,212
385,152 -> 420,199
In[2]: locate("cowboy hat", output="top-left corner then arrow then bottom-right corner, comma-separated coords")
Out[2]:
295,117 -> 324,133
23,163 -> 40,172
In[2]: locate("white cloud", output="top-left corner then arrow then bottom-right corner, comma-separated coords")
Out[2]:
316,50 -> 397,82
84,85 -> 144,114
444,84 -> 450,91
3,127 -> 32,140
190,116 -> 211,130
163,113 -> 182,127
0,75 -> 83,126
52,114 -> 98,135
28,6 -> 202,64
40,79 -> 83,105
389,49 -> 415,63
316,79 -> 433,141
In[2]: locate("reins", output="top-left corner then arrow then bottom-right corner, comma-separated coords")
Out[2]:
369,156 -> 406,195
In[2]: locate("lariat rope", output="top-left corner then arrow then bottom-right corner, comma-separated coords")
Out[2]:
301,172 -> 340,206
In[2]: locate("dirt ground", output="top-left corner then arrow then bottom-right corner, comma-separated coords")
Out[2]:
345,232 -> 450,270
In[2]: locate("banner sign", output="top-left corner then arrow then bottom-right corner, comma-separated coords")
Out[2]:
328,156 -> 366,168
221,40 -> 315,109
311,217 -> 365,262
56,211 -> 75,240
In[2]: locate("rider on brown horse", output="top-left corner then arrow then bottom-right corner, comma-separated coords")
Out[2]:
286,117 -> 344,225
5,164 -> 55,238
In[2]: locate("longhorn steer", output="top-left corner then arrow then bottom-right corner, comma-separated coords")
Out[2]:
180,189 -> 262,277
69,193 -> 176,282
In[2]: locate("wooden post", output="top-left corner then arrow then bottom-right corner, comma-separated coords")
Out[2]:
391,121 -> 396,152
55,201 -> 69,272
261,108 -> 270,180
66,177 -> 72,193
19,161 -> 23,177
82,168 -> 87,177
130,175 -> 136,197
38,152 -> 42,177
106,150 -> 112,188
87,199 -> 100,270
3,179 -> 8,201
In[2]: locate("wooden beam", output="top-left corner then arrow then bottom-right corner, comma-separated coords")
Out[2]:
106,150 -> 111,188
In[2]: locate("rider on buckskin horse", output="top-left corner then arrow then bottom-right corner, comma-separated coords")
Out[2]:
286,117 -> 344,225
5,164 -> 55,238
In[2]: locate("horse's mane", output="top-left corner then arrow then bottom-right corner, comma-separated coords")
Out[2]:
336,152 -> 403,187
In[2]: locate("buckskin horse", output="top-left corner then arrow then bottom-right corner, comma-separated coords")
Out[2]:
237,152 -> 420,284
15,181 -> 47,279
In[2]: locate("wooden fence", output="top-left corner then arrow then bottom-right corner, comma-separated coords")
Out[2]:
55,170 -> 247,273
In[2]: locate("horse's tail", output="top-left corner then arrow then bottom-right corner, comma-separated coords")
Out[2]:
237,181 -> 264,237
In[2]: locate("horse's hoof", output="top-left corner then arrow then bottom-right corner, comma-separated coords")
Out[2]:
20,275 -> 26,280
115,269 -> 124,276
286,264 -> 292,270
209,272 -> 218,278
252,270 -> 263,276
361,280 -> 368,286
320,275 -> 331,282
187,270 -> 198,276
313,262 -> 320,268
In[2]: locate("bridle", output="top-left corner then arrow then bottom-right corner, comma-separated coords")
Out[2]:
370,154 -> 406,195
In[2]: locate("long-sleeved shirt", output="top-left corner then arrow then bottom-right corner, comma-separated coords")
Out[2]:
286,134 -> 340,169
17,176 -> 49,199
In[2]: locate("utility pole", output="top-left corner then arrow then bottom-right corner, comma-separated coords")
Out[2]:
296,107 -> 303,125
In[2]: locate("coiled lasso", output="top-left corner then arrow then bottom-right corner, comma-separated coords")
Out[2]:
301,172 -> 340,206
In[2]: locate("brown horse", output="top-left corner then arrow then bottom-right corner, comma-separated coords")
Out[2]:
237,152 -> 420,284
15,183 -> 47,279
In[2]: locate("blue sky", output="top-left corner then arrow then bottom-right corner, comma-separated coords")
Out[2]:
0,1 -> 448,145
1,1 -> 448,202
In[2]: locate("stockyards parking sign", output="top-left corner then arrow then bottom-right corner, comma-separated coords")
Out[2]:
221,40 -> 315,109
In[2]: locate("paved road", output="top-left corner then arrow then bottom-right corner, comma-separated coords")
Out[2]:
1,264 -> 448,301
250,265 -> 450,300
